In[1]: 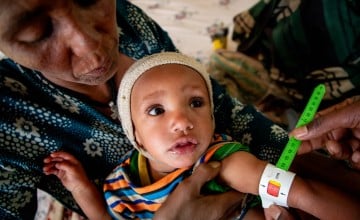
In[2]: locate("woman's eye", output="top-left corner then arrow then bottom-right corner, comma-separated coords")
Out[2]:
17,20 -> 52,43
148,106 -> 165,116
190,98 -> 204,108
75,0 -> 98,7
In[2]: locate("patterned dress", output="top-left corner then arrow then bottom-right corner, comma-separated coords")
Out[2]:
0,0 -> 288,219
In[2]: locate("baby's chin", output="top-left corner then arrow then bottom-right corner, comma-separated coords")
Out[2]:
165,154 -> 201,169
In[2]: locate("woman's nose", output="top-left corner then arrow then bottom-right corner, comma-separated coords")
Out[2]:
70,27 -> 100,57
63,15 -> 101,59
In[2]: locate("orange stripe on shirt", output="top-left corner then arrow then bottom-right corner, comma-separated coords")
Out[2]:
203,142 -> 225,161
134,167 -> 188,194
104,178 -> 130,191
112,200 -> 161,213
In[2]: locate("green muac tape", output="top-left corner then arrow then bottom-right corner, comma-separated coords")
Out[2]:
276,84 -> 326,171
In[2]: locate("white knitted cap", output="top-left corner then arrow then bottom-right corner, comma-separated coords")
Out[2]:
117,52 -> 213,156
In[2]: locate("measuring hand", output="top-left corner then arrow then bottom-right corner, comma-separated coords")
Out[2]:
276,84 -> 326,170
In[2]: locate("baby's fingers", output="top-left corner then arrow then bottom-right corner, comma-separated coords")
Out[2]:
43,162 -> 59,176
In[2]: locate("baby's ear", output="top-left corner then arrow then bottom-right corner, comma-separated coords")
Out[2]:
134,129 -> 152,158
134,129 -> 143,147
211,114 -> 216,130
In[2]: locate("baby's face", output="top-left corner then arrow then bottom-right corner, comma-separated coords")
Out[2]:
131,64 -> 214,172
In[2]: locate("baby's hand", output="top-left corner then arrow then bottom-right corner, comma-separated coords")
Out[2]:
43,151 -> 91,193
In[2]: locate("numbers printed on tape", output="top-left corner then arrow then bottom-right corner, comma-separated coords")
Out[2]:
276,84 -> 326,171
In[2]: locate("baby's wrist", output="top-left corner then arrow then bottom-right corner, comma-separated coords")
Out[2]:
258,164 -> 296,208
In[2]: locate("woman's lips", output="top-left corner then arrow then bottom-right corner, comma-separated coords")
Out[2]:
85,66 -> 107,77
82,59 -> 111,77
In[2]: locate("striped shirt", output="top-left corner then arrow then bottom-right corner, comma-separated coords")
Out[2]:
104,134 -> 255,219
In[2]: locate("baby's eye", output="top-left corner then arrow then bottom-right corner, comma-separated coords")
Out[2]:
148,106 -> 165,116
190,97 -> 204,108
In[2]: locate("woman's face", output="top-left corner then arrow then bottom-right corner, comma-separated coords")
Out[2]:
0,0 -> 120,86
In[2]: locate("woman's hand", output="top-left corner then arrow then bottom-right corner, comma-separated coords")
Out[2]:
264,205 -> 296,220
153,161 -> 246,220
291,96 -> 360,170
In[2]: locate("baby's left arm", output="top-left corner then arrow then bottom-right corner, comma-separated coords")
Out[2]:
219,151 -> 360,219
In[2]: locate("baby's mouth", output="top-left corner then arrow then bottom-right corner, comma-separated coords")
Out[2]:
169,137 -> 198,155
